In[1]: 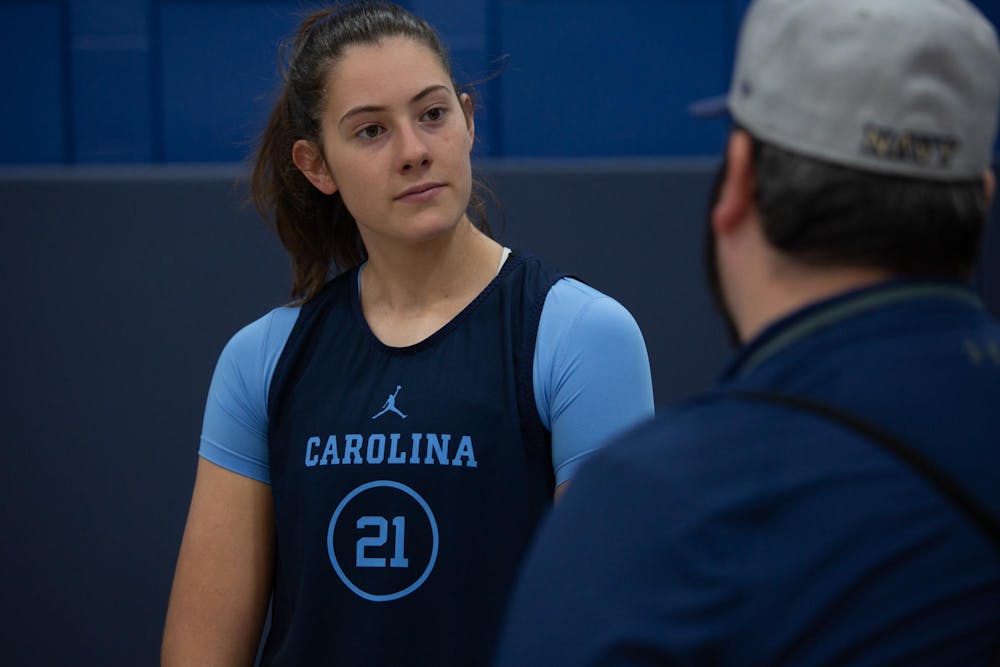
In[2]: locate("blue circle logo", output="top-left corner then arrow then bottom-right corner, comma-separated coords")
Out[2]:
327,480 -> 438,602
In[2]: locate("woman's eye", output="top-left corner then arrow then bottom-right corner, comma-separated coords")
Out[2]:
357,125 -> 384,140
422,107 -> 446,122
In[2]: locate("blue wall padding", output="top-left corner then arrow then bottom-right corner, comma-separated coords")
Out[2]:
3,0 -> 999,163
72,46 -> 154,161
497,0 -> 733,156
0,2 -> 65,163
159,2 -> 301,162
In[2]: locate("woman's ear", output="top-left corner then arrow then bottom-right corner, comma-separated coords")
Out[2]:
985,169 -> 995,209
459,92 -> 476,149
292,139 -> 338,195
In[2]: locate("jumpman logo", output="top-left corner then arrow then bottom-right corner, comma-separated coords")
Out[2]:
372,385 -> 407,420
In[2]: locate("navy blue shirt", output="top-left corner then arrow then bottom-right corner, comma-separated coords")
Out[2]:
496,281 -> 1000,666
262,253 -> 568,665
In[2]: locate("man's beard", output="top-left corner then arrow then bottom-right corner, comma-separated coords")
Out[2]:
704,160 -> 742,347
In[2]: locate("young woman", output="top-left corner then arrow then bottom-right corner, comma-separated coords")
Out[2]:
161,3 -> 654,665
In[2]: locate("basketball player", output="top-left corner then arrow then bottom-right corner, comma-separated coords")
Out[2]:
497,0 -> 1000,664
160,3 -> 654,665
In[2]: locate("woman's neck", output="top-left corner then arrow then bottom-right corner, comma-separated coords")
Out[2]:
359,218 -> 503,315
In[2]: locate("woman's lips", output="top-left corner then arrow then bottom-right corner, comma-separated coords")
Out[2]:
396,183 -> 445,203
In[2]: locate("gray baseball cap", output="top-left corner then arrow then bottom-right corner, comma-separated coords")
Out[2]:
702,0 -> 1000,180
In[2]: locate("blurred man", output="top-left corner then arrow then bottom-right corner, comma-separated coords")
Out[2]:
495,0 -> 1000,664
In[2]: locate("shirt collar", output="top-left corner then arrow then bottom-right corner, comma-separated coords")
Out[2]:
721,279 -> 984,381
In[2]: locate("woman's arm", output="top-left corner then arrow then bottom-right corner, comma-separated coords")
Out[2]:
162,458 -> 275,667
535,278 -> 656,500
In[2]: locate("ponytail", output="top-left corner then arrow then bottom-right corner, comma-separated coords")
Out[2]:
251,85 -> 365,302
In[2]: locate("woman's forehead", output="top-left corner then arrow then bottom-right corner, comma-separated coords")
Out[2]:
324,36 -> 452,107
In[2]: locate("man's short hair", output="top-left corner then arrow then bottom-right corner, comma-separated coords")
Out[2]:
751,136 -> 988,279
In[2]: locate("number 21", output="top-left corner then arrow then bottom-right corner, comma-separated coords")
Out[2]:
356,516 -> 408,568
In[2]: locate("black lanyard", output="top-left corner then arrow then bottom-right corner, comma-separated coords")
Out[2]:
728,390 -> 1000,554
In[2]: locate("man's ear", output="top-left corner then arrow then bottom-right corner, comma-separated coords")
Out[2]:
459,92 -> 475,150
711,130 -> 756,236
985,169 -> 995,209
292,139 -> 337,195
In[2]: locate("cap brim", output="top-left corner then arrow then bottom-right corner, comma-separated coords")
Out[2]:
688,94 -> 729,117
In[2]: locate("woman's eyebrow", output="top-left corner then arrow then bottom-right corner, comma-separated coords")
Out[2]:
338,84 -> 451,128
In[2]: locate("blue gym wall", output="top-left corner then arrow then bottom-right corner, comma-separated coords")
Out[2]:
0,0 -> 755,163
2,2 -> 1000,665
3,0 -> 999,163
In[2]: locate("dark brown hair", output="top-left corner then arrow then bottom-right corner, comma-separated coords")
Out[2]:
251,2 -> 492,301
750,136 -> 987,280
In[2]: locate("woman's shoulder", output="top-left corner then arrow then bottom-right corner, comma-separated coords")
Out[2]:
535,276 -> 650,390
217,304 -> 303,379
508,251 -> 635,323
548,276 -> 606,300
200,304 -> 302,484
543,277 -> 641,338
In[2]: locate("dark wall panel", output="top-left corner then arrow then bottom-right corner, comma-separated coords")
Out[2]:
498,0 -> 732,156
1,157 -> 999,666
4,0 -> 1000,164
0,2 -> 65,163
72,45 -> 154,161
485,161 -> 731,396
159,2 -> 300,162
69,0 -> 153,162
71,0 -> 148,34
1,168 -> 289,665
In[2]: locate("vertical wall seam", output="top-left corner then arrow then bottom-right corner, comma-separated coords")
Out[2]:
59,0 -> 74,163
487,0 -> 502,157
149,0 -> 164,162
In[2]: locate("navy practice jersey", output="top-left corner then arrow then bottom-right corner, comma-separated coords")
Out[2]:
497,280 -> 1000,666
200,270 -> 655,488
261,253 -> 569,665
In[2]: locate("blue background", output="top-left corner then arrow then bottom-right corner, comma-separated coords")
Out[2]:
5,0 -> 995,164
1,2 -> 999,665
